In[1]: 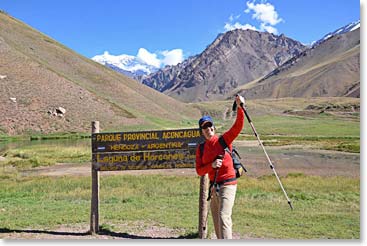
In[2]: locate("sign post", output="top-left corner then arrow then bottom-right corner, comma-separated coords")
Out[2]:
198,174 -> 209,239
90,121 -> 100,234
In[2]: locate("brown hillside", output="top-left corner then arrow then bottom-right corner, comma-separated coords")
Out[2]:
0,12 -> 200,135
232,28 -> 360,99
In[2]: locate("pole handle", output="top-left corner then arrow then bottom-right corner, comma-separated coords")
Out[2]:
233,98 -> 252,123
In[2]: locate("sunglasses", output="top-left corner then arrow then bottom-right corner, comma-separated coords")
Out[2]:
201,122 -> 213,129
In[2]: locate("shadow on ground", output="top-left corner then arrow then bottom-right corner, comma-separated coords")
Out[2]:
99,228 -> 198,239
0,227 -> 199,239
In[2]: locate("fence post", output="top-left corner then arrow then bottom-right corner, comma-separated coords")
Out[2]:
198,174 -> 209,239
90,121 -> 100,234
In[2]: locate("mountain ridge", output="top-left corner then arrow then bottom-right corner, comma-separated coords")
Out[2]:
140,21 -> 360,102
312,20 -> 360,47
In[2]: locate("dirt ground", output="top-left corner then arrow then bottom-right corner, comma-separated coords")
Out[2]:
0,223 -> 250,240
0,223 -> 198,240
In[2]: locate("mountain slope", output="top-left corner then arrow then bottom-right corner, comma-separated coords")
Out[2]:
142,29 -> 306,102
0,12 -> 200,135
232,27 -> 360,99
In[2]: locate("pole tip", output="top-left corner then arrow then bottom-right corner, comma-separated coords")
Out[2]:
288,201 -> 293,210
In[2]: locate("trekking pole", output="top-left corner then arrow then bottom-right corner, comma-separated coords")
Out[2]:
234,98 -> 293,210
207,155 -> 223,201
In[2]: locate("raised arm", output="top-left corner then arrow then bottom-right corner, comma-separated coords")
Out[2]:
222,95 -> 245,146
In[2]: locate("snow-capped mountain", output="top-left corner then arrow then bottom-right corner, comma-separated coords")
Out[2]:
91,51 -> 158,79
312,20 -> 360,47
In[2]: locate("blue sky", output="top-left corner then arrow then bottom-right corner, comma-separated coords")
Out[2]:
0,0 -> 360,68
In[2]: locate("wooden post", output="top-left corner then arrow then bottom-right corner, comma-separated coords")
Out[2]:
198,174 -> 209,239
90,121 -> 100,234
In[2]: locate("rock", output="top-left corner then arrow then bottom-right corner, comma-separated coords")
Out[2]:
48,107 -> 66,117
56,107 -> 66,115
0,75 -> 7,79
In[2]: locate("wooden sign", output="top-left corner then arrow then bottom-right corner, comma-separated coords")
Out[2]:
91,128 -> 203,171
89,122 -> 209,236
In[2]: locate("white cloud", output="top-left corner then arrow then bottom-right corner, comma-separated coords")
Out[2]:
95,48 -> 185,71
224,22 -> 257,32
260,23 -> 278,34
245,1 -> 282,26
136,48 -> 184,68
161,49 -> 184,66
224,1 -> 282,34
137,48 -> 161,68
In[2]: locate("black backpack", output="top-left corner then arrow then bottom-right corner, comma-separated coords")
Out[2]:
199,135 -> 247,178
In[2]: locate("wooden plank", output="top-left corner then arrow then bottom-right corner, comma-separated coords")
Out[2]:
91,128 -> 202,153
92,149 -> 196,171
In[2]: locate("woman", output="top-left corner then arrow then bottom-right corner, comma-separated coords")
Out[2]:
195,95 -> 245,239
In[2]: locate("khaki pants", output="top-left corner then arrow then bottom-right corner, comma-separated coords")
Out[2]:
210,184 -> 237,239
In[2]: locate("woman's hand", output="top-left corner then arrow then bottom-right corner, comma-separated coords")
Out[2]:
212,156 -> 223,169
236,95 -> 245,108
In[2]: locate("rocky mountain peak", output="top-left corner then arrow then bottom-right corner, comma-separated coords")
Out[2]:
142,29 -> 306,102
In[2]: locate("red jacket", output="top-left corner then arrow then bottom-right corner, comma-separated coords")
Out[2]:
195,108 -> 244,185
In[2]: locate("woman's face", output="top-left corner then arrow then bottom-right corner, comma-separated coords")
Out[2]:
201,122 -> 215,140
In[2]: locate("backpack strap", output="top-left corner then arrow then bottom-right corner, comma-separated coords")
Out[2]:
219,136 -> 242,160
199,141 -> 205,159
218,135 -> 231,155
218,135 -> 240,180
201,136 -> 228,157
